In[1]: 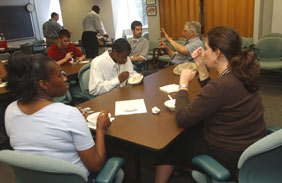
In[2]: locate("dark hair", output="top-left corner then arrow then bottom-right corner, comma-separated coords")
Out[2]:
207,26 -> 259,92
58,29 -> 71,39
7,53 -> 55,101
51,12 -> 58,18
131,21 -> 142,30
92,5 -> 100,13
112,38 -> 131,53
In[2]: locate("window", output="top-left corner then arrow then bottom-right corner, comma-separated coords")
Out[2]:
112,0 -> 148,39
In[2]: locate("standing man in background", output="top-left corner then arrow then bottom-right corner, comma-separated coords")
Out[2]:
82,5 -> 108,59
127,21 -> 149,72
43,12 -> 63,47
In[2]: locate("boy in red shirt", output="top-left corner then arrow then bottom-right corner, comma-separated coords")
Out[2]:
48,29 -> 85,65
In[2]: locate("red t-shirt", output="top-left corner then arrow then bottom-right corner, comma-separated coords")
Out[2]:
48,43 -> 83,64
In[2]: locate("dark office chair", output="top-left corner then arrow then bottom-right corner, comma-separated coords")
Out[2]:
20,43 -> 33,54
191,126 -> 282,183
0,150 -> 124,183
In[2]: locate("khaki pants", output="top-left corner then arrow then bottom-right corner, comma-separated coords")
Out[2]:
46,38 -> 58,47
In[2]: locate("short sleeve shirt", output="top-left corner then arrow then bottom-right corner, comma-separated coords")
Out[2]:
48,43 -> 83,64
5,101 -> 94,175
172,37 -> 203,64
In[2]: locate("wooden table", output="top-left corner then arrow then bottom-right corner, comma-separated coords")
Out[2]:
0,47 -> 21,54
77,66 -> 218,182
77,66 -> 218,150
60,62 -> 90,76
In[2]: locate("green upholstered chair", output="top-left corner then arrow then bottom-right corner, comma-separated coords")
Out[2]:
146,40 -> 160,69
191,126 -> 282,183
261,32 -> 282,39
70,63 -> 95,101
53,71 -> 72,104
255,37 -> 282,62
241,37 -> 254,51
254,37 -> 282,83
0,150 -> 124,183
142,32 -> 149,40
0,53 -> 10,60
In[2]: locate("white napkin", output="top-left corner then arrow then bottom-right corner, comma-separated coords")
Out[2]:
79,60 -> 90,64
0,82 -> 7,88
159,84 -> 179,93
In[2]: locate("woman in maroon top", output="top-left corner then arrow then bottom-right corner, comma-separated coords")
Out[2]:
154,26 -> 266,183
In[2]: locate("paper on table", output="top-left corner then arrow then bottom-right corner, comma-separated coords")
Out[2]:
115,99 -> 147,116
79,60 -> 90,64
159,84 -> 179,93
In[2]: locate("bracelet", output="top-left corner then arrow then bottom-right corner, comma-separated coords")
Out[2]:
179,84 -> 188,89
200,74 -> 208,77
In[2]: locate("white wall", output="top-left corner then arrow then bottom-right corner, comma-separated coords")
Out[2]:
261,0 -> 273,36
253,0 -> 282,42
59,0 -> 161,41
147,1 -> 161,41
271,0 -> 282,33
60,0 -> 115,41
34,0 -> 63,40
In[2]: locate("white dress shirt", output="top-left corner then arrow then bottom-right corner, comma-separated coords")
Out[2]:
89,50 -> 136,96
82,10 -> 107,35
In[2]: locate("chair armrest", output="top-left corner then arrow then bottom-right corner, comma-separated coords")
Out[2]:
96,157 -> 124,183
267,126 -> 281,134
192,154 -> 230,181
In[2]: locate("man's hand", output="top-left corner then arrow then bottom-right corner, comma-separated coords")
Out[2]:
161,28 -> 171,41
159,40 -> 169,50
118,71 -> 129,83
65,52 -> 73,61
76,55 -> 85,63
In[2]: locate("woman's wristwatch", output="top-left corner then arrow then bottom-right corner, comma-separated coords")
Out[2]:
179,84 -> 188,90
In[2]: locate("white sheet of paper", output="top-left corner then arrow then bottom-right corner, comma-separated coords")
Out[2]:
115,99 -> 147,116
0,81 -> 7,88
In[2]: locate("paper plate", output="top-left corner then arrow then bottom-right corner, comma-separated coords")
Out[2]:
128,74 -> 143,85
87,112 -> 113,130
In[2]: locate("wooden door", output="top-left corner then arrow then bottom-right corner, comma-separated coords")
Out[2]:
204,0 -> 254,37
159,0 -> 201,40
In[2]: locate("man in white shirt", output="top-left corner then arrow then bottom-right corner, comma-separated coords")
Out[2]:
127,21 -> 149,72
89,38 -> 136,96
82,5 -> 108,58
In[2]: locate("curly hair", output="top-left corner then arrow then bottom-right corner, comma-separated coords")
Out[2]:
207,26 -> 259,92
7,53 -> 55,101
